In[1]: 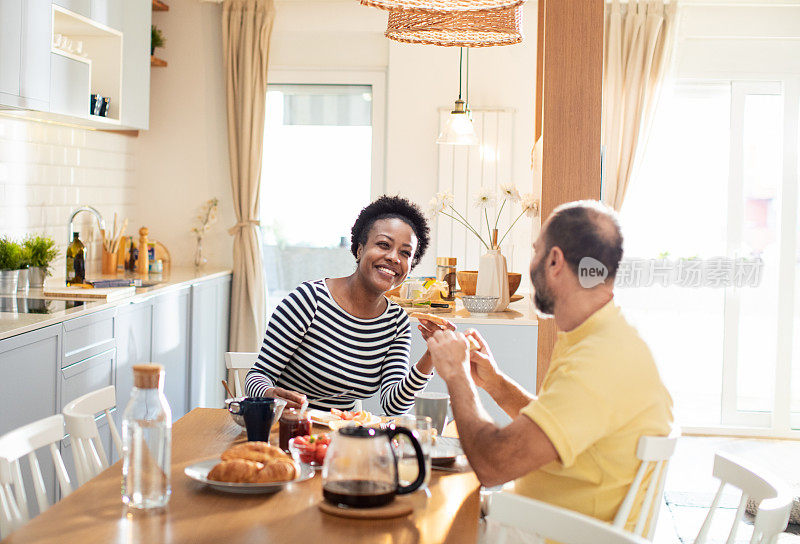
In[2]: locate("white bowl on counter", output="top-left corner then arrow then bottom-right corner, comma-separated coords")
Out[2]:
461,295 -> 499,316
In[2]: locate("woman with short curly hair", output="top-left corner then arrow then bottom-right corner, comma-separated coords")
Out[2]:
245,195 -> 452,415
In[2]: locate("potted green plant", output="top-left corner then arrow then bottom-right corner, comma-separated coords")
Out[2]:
0,237 -> 23,295
23,235 -> 58,289
151,25 -> 166,56
17,244 -> 32,293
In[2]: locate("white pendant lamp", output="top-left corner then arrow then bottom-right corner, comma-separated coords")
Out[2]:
437,48 -> 479,146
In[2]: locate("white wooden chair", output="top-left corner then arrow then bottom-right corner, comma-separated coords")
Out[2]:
613,426 -> 681,539
488,492 -> 650,544
694,452 -> 792,544
62,386 -> 124,486
225,352 -> 258,397
0,415 -> 72,538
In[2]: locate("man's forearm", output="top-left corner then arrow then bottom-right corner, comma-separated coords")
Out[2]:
483,371 -> 535,419
443,373 -> 504,480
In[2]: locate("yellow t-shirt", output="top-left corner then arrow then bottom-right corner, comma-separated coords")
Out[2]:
515,300 -> 673,528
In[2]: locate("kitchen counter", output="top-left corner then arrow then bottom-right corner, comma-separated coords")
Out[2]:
0,268 -> 232,341
406,296 -> 538,326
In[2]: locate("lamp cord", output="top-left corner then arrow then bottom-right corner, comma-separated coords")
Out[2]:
458,47 -> 463,101
465,47 -> 469,109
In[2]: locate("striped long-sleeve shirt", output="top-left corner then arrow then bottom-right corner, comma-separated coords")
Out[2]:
245,279 -> 432,415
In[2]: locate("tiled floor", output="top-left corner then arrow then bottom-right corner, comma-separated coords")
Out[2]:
653,436 -> 800,543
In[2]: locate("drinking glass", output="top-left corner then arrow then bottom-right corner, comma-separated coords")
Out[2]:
395,415 -> 432,489
415,392 -> 450,435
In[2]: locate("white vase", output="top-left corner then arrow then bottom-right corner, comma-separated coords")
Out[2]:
476,249 -> 510,312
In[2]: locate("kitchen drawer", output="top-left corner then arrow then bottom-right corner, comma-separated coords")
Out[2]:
62,308 -> 115,367
60,348 -> 115,411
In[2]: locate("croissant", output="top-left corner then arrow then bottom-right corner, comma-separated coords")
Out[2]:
221,441 -> 288,465
252,458 -> 298,483
207,459 -> 264,483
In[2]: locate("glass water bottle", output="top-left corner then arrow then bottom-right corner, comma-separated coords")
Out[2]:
122,364 -> 172,509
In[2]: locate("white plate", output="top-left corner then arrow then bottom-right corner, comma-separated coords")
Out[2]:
184,459 -> 314,494
308,409 -> 382,428
431,436 -> 464,466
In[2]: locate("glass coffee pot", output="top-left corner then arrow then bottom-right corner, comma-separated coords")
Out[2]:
322,424 -> 426,508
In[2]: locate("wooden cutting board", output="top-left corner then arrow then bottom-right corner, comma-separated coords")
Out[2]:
43,286 -> 135,302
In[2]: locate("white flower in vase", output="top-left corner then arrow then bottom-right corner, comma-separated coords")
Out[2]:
521,194 -> 540,218
473,187 -> 496,210
499,183 -> 520,203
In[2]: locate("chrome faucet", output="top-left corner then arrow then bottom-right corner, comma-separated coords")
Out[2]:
67,206 -> 106,243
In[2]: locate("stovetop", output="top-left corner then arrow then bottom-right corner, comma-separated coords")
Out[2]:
0,297 -> 91,314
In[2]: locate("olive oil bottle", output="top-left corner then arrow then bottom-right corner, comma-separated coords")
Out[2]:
66,232 -> 85,285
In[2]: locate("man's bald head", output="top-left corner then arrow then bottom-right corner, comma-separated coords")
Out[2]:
541,201 -> 624,282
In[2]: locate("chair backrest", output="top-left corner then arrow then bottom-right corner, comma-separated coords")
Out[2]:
613,426 -> 681,539
0,415 -> 72,538
62,386 -> 124,486
225,352 -> 257,397
694,452 -> 792,544
488,491 -> 650,544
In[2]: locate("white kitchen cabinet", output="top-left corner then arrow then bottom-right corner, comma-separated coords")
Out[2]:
0,1 -> 22,99
91,0 -> 123,31
120,0 -> 150,129
114,298 -> 153,428
0,325 -> 60,516
0,0 -> 51,110
1,0 -> 151,129
189,276 -> 232,410
53,0 -> 91,19
20,0 -> 52,109
152,287 -> 191,421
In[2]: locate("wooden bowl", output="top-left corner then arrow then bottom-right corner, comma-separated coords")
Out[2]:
458,270 -> 522,297
507,273 -> 522,296
457,271 -> 478,296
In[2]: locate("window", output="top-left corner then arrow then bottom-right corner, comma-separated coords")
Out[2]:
617,79 -> 800,436
259,72 -> 385,311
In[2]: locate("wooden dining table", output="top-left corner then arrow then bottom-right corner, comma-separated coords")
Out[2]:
3,408 -> 482,543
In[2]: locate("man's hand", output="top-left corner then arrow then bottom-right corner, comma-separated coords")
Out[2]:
425,329 -> 471,382
464,329 -> 502,391
265,387 -> 306,409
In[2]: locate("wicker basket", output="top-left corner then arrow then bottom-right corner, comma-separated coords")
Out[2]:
385,7 -> 523,47
361,0 -> 524,13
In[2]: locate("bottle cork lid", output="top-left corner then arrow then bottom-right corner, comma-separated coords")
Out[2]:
437,257 -> 457,266
133,364 -> 163,389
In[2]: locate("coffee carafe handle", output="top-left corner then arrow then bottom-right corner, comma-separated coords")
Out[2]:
388,426 -> 426,495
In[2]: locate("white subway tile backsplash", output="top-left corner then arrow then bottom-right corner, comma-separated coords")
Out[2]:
0,117 -> 136,279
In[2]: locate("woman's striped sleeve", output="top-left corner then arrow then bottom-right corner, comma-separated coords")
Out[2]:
245,282 -> 317,397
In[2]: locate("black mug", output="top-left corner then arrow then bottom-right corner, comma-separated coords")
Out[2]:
228,397 -> 287,442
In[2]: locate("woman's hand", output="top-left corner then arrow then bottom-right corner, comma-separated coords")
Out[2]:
417,317 -> 456,340
464,329 -> 501,391
265,387 -> 307,410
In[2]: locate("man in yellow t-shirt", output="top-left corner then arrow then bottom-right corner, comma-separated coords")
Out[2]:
426,200 -> 673,527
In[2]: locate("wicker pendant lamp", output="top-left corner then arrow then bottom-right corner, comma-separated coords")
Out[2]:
385,6 -> 523,48
360,0 -> 523,13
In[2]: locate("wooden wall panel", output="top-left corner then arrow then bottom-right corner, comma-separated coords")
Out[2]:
535,0 -> 604,390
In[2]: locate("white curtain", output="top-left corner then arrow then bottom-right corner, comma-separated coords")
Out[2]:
602,0 -> 679,210
223,0 -> 274,352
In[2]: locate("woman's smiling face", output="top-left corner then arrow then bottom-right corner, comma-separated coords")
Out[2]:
357,218 -> 418,293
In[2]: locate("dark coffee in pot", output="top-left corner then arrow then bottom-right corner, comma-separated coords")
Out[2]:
323,480 -> 396,508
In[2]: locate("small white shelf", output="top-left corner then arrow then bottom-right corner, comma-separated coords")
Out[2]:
51,5 -> 123,122
51,48 -> 91,65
